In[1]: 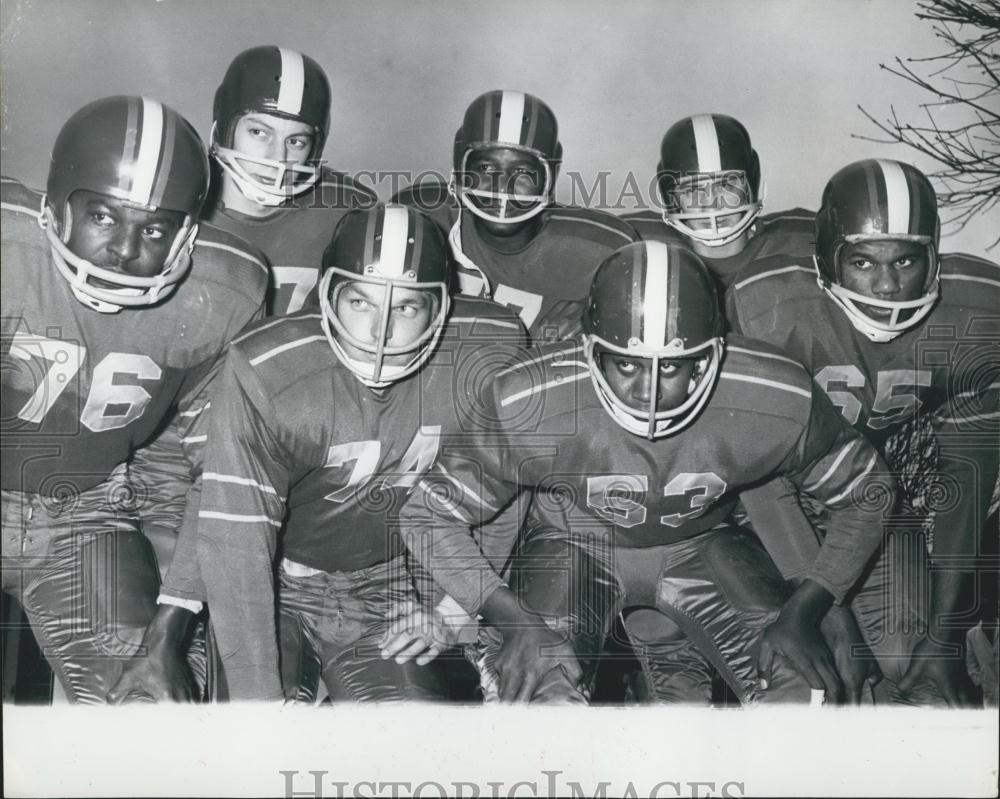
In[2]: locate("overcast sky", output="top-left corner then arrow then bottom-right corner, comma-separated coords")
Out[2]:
1,0 -> 995,258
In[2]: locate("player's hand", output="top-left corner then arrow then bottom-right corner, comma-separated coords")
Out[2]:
821,605 -> 882,704
379,599 -> 460,666
107,604 -> 198,704
898,637 -> 978,707
759,607 -> 844,703
108,645 -> 196,704
495,618 -> 583,703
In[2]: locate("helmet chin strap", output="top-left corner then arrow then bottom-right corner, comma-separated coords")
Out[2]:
341,354 -> 408,383
213,143 -> 320,207
317,269 -> 450,389
813,255 -> 940,343
658,180 -> 766,248
583,336 -> 722,440
40,199 -> 195,313
449,148 -> 553,226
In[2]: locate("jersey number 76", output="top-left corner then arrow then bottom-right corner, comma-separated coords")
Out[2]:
8,331 -> 161,432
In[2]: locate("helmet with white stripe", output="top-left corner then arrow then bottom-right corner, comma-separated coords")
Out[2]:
450,90 -> 562,225
212,46 -> 331,205
582,241 -> 724,439
320,205 -> 451,387
815,158 -> 940,342
657,114 -> 763,247
43,95 -> 208,313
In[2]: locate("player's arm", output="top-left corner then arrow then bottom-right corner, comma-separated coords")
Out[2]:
138,285 -> 266,606
382,334 -> 531,665
759,385 -> 894,702
740,479 -> 882,703
381,455 -> 522,666
191,350 -> 292,701
115,343 -> 289,703
899,372 -> 999,705
108,352 -> 226,703
395,394 -> 582,701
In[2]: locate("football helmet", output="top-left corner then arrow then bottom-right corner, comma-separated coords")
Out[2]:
450,90 -> 562,224
41,95 -> 208,313
656,114 -> 763,247
582,241 -> 724,439
319,204 -> 451,387
814,158 -> 940,342
212,46 -> 331,206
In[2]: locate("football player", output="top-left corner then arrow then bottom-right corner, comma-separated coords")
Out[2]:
1,96 -> 267,703
622,114 -> 814,293
392,89 -> 637,342
124,45 -> 380,688
727,158 -> 999,705
207,45 -> 377,316
110,205 -> 533,701
394,240 -> 891,704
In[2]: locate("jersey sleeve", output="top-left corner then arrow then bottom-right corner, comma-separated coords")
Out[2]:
778,382 -> 895,602
398,377 -> 521,617
132,344 -> 235,605
155,338 -> 244,604
739,478 -> 822,582
193,346 -> 293,700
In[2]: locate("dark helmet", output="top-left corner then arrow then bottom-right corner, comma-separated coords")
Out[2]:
319,205 -> 451,386
43,95 -> 208,312
582,241 -> 724,438
657,114 -> 763,247
814,158 -> 940,342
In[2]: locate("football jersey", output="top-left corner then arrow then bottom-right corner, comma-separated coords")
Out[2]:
195,296 -> 526,574
728,252 -> 1000,561
393,179 -> 636,339
205,167 -> 377,316
190,297 -> 524,695
402,336 -> 889,615
727,252 -> 1000,451
622,207 -> 815,291
1,178 -> 268,495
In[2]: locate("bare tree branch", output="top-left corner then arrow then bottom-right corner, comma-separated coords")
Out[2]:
856,0 -> 1000,249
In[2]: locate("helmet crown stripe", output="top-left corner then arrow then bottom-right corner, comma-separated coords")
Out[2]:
642,242 -> 670,348
363,205 -> 380,266
691,114 -> 722,173
377,205 -> 410,277
408,206 -> 424,272
497,91 -> 526,144
129,97 -> 165,206
482,91 -> 495,142
877,159 -> 911,234
118,97 -> 141,196
149,106 -> 177,208
629,245 -> 645,344
666,246 -> 680,341
523,93 -> 539,149
276,48 -> 306,115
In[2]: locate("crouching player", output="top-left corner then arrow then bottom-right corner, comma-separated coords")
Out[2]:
728,159 -> 999,705
392,240 -> 893,704
2,96 -> 267,703
112,205 -> 531,701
